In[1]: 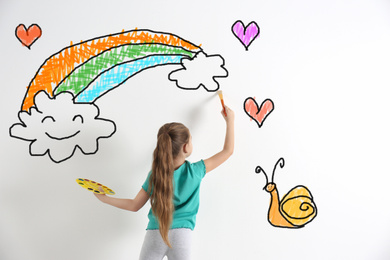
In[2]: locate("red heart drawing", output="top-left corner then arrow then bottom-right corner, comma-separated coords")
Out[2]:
244,97 -> 274,128
15,24 -> 42,49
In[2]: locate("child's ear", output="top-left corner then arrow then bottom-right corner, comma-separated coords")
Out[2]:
183,143 -> 188,153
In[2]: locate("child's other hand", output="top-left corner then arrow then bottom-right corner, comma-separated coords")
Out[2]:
222,105 -> 234,123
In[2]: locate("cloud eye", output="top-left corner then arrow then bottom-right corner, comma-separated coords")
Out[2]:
72,115 -> 84,124
42,116 -> 55,123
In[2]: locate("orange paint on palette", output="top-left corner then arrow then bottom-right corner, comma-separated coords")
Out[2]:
244,97 -> 274,128
21,29 -> 202,111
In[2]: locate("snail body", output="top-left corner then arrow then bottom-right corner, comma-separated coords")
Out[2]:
257,158 -> 317,228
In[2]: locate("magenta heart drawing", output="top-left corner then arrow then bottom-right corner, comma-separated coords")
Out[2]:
244,97 -> 274,128
232,20 -> 260,50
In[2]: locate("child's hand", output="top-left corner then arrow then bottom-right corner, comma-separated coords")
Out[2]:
222,105 -> 234,123
94,186 -> 107,200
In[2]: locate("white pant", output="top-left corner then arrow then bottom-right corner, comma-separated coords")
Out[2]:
139,228 -> 192,260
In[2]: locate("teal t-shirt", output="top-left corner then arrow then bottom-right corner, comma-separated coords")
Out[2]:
142,160 -> 206,230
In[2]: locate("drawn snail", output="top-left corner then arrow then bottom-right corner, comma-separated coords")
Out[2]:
256,158 -> 317,228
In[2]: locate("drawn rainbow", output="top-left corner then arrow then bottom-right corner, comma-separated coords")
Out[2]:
21,29 -> 202,111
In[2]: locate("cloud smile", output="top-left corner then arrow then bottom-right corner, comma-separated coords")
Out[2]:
45,130 -> 81,141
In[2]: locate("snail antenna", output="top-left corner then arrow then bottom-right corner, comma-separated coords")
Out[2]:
271,158 -> 285,183
255,166 -> 269,185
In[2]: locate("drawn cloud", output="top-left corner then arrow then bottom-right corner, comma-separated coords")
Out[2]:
10,91 -> 116,163
168,51 -> 228,92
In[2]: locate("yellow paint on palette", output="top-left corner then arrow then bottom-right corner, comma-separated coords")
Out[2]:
76,178 -> 115,195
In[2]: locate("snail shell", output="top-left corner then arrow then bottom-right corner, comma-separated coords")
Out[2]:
279,185 -> 317,227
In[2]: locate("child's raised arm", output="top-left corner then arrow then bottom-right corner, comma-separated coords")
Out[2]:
204,105 -> 234,173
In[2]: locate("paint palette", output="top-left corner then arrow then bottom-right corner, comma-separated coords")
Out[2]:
76,178 -> 115,195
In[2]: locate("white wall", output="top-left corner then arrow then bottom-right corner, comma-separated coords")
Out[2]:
1,0 -> 390,259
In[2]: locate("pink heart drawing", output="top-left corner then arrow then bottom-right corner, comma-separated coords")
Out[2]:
232,20 -> 260,50
244,97 -> 274,128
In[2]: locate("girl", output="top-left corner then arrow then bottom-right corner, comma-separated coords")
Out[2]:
94,105 -> 234,260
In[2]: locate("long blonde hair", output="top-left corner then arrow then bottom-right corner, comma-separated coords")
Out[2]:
149,122 -> 190,247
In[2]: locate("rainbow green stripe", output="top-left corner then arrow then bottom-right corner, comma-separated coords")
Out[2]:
55,43 -> 196,100
75,55 -> 186,103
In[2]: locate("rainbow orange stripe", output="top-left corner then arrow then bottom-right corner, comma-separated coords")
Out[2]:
22,29 -> 202,111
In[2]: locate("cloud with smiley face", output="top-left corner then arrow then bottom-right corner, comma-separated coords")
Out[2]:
10,91 -> 116,163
